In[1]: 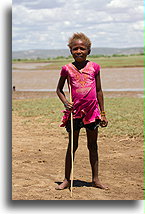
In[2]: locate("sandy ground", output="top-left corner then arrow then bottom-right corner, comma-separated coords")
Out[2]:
12,108 -> 144,200
12,64 -> 144,200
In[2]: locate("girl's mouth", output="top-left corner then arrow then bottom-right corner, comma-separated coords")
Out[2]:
76,55 -> 83,58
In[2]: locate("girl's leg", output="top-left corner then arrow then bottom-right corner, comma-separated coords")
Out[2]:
56,129 -> 80,190
86,128 -> 108,189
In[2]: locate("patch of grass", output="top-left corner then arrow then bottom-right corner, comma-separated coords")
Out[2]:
100,97 -> 144,138
12,97 -> 143,138
12,55 -> 144,70
88,55 -> 144,68
41,55 -> 144,69
12,97 -> 63,122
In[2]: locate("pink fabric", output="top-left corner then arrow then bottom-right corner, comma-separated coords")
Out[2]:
60,61 -> 101,127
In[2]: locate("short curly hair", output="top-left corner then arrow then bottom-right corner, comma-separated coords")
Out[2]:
68,32 -> 91,50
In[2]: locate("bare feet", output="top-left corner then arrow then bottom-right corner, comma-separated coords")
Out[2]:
55,179 -> 70,190
92,179 -> 109,190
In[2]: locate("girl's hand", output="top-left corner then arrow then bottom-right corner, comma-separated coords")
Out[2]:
100,116 -> 108,127
64,101 -> 74,110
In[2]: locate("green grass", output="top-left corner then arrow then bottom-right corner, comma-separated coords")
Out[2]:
104,97 -> 143,138
12,55 -> 144,69
88,55 -> 144,68
12,97 -> 143,138
12,97 -> 62,122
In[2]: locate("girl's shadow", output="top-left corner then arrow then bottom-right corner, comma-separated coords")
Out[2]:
55,180 -> 92,188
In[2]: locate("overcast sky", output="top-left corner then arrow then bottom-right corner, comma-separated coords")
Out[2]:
12,0 -> 143,51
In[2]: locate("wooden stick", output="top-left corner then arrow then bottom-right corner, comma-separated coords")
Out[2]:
69,84 -> 74,198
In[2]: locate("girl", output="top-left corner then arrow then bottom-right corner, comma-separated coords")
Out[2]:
56,32 -> 108,190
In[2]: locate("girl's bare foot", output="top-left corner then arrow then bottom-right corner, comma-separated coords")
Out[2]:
92,179 -> 109,190
55,179 -> 70,190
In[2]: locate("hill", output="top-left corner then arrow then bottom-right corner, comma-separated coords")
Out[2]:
12,47 -> 143,59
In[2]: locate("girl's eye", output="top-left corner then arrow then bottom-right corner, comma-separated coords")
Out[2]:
72,47 -> 86,51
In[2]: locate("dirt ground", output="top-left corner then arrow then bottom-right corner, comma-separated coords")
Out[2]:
12,64 -> 144,200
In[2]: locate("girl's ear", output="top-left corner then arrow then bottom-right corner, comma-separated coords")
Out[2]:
70,49 -> 73,55
88,49 -> 91,55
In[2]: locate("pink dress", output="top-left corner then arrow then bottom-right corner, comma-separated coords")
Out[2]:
60,61 -> 101,127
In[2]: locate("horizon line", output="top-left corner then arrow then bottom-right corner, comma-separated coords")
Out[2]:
12,46 -> 144,52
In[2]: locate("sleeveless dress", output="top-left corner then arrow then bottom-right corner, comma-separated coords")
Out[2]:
60,61 -> 101,127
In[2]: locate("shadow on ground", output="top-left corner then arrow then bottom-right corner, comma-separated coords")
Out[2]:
55,180 -> 92,188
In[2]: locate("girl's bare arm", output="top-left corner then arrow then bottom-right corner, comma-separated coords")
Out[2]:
56,76 -> 73,110
96,71 -> 108,127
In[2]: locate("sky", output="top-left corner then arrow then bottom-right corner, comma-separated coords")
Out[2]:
12,0 -> 144,51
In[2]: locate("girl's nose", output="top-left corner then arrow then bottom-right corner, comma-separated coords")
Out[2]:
76,48 -> 81,54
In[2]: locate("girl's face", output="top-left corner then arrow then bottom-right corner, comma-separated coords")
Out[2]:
70,40 -> 90,63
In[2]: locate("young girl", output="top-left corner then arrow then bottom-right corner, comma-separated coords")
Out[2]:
56,32 -> 108,190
